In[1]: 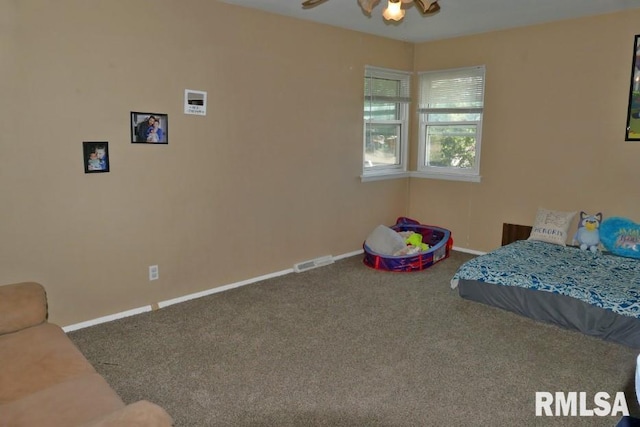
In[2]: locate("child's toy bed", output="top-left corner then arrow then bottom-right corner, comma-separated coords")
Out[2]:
451,230 -> 640,348
363,217 -> 453,272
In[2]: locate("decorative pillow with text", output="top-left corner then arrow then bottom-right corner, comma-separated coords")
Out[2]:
528,208 -> 576,246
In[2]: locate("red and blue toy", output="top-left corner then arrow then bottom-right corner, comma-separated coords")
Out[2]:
363,217 -> 453,272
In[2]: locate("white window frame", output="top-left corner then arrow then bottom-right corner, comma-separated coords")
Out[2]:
361,66 -> 411,182
414,65 -> 486,183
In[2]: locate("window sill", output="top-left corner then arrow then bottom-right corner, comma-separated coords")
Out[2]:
410,171 -> 481,183
360,171 -> 410,182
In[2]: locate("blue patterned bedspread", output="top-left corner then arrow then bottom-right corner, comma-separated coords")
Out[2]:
451,240 -> 640,319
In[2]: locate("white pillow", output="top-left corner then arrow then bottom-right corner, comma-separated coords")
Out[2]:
528,208 -> 576,246
365,225 -> 406,256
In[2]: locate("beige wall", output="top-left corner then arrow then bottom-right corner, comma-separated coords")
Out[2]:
3,1 -> 639,327
409,9 -> 640,252
0,0 -> 412,326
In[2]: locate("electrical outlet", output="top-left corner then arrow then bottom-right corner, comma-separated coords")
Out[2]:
149,265 -> 159,281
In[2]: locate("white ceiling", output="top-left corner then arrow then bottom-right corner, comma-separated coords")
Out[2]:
219,0 -> 640,43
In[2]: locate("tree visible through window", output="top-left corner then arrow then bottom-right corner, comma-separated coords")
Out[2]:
431,135 -> 476,168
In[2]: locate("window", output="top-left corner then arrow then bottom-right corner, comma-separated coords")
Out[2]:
362,66 -> 411,181
416,66 -> 485,182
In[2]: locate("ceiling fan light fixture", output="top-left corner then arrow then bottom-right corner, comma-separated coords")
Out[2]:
382,0 -> 405,21
305,0 -> 439,22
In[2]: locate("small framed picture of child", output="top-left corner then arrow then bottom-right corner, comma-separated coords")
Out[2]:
83,141 -> 110,174
130,111 -> 168,144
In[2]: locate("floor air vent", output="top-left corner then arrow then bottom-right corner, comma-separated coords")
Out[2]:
293,255 -> 334,273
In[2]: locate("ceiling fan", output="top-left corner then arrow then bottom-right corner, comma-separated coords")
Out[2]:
302,0 -> 440,21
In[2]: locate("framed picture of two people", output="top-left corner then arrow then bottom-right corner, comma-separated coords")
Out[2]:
83,141 -> 110,174
131,111 -> 168,144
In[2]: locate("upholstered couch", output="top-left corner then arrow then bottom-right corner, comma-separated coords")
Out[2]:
0,282 -> 173,426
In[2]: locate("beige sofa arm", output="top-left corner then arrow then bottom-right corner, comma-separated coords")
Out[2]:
82,400 -> 174,426
0,282 -> 48,335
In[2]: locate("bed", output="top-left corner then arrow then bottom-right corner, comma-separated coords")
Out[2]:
451,223 -> 640,348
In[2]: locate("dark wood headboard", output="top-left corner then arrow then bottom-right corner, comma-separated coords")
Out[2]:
502,223 -> 532,246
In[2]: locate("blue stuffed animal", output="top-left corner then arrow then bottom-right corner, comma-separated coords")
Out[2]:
573,211 -> 602,252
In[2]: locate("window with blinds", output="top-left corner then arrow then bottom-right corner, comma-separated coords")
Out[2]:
363,66 -> 411,179
416,65 -> 485,181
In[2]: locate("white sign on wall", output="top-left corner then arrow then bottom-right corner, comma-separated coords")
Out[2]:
184,89 -> 207,116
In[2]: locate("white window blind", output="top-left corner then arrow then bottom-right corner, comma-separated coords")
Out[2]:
365,68 -> 411,105
418,66 -> 485,113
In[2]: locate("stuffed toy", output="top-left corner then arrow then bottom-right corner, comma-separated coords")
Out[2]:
406,233 -> 429,252
573,211 -> 602,252
393,232 -> 430,255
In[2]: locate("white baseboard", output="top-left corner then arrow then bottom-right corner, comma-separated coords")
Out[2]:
62,249 -> 364,333
157,268 -> 293,309
452,246 -> 486,256
63,306 -> 152,333
334,249 -> 364,260
62,246 -> 483,333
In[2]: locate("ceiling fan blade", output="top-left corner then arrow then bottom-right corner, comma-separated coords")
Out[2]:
414,0 -> 440,15
358,0 -> 381,14
302,0 -> 329,8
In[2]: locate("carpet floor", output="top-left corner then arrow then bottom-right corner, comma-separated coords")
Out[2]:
69,251 -> 639,426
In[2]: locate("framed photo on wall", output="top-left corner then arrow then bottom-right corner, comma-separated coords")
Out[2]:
625,34 -> 640,141
83,141 -> 109,174
131,112 -> 168,144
